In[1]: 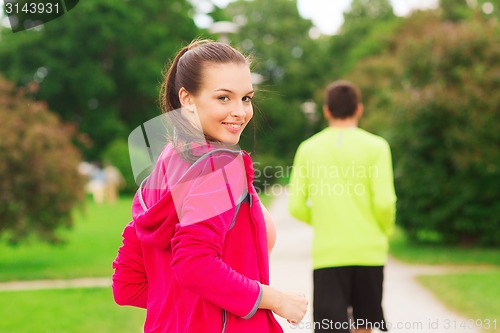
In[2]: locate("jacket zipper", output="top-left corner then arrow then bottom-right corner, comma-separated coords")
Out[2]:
221,309 -> 227,333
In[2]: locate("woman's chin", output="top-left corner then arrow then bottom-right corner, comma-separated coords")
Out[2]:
221,135 -> 241,146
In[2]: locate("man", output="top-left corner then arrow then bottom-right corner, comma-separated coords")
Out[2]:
288,80 -> 396,333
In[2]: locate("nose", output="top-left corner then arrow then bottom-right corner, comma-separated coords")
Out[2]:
230,101 -> 247,118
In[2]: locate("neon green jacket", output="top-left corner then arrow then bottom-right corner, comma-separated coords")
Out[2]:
288,127 -> 396,268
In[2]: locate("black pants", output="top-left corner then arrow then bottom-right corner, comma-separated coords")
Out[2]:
313,266 -> 388,332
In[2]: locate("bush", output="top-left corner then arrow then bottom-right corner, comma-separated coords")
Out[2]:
393,17 -> 500,246
0,77 -> 85,244
348,13 -> 500,246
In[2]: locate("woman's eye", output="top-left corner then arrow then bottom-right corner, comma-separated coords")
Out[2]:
218,96 -> 229,102
243,96 -> 253,103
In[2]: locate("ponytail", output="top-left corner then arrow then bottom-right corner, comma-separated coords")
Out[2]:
159,44 -> 190,113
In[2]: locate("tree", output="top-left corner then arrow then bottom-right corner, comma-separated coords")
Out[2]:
0,0 -> 199,160
440,0 -> 500,22
440,0 -> 473,21
0,75 -> 85,244
327,0 -> 398,79
343,0 -> 394,27
346,12 -> 500,246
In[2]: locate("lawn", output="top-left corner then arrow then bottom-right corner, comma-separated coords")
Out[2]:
390,227 -> 500,333
418,272 -> 500,333
0,197 -> 134,281
390,228 -> 500,266
0,287 -> 145,333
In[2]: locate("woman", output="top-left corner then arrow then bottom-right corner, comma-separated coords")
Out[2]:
112,40 -> 308,333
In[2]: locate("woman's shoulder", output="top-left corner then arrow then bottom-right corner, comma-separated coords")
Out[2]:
187,147 -> 246,177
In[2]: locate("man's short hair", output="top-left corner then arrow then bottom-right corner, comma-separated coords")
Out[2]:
325,80 -> 361,119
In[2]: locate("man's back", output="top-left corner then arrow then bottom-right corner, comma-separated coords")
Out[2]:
288,126 -> 396,269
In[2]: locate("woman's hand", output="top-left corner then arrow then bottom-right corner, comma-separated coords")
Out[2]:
260,285 -> 308,324
275,291 -> 308,325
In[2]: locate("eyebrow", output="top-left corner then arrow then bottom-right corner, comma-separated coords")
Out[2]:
214,88 -> 255,95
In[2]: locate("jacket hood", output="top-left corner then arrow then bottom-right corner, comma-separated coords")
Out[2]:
132,145 -> 255,250
132,190 -> 178,249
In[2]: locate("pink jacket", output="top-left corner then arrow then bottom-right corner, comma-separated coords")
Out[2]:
112,145 -> 283,333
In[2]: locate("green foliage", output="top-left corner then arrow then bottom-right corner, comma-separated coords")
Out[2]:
0,288 -> 145,333
345,56 -> 400,139
0,76 -> 85,244
439,0 -> 472,21
101,139 -> 137,194
342,0 -> 395,28
348,12 -> 500,245
327,0 -> 398,78
0,0 -> 199,160
252,152 -> 288,193
439,0 -> 500,22
394,17 -> 500,246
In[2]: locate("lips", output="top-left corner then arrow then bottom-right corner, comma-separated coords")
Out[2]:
222,122 -> 244,133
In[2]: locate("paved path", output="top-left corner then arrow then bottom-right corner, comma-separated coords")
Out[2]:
268,188 -> 481,333
0,277 -> 111,292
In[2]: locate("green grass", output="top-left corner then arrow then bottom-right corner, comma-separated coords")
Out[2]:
0,197 -> 134,281
418,272 -> 500,333
0,287 -> 145,333
389,227 -> 500,266
390,227 -> 500,332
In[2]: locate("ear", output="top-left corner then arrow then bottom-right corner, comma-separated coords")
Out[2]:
322,104 -> 332,121
179,87 -> 192,108
355,103 -> 364,119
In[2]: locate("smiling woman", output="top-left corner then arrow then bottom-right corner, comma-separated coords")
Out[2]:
111,40 -> 308,333
178,63 -> 254,145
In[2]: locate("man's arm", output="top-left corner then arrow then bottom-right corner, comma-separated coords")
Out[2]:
370,140 -> 397,236
288,145 -> 311,224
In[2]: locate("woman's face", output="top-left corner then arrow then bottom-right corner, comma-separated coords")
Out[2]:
180,62 -> 254,145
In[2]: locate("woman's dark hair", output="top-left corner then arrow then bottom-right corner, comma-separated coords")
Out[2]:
324,80 -> 361,119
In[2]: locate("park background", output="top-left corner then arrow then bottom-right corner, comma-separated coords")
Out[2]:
0,0 -> 499,332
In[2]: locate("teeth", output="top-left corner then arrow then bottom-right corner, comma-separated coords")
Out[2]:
223,123 -> 242,128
